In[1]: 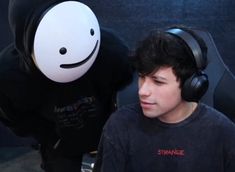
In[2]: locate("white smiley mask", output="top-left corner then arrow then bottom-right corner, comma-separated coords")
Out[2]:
32,1 -> 100,83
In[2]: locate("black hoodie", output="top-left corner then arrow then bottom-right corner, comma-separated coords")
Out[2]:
0,0 -> 133,157
8,0 -> 65,71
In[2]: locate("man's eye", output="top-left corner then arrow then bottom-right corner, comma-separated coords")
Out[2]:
154,80 -> 164,85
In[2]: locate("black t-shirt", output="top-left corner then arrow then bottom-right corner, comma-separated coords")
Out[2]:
94,103 -> 235,172
0,29 -> 133,156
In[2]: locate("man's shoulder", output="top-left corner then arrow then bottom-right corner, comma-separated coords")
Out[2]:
102,103 -> 141,140
0,44 -> 20,76
200,103 -> 235,129
106,103 -> 141,127
0,44 -> 34,95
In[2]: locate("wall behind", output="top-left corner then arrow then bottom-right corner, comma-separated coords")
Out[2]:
1,0 -> 235,74
81,0 -> 235,74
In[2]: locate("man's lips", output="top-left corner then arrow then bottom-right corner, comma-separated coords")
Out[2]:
140,100 -> 156,108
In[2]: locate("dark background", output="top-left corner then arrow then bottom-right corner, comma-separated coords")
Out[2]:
0,1 -> 234,169
0,0 -> 235,145
1,0 -> 235,74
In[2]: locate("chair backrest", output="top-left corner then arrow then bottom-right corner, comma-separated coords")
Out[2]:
117,29 -> 235,122
196,30 -> 235,122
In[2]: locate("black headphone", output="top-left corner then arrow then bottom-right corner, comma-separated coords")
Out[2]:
166,28 -> 209,102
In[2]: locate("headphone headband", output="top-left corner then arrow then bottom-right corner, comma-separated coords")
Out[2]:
166,28 -> 205,70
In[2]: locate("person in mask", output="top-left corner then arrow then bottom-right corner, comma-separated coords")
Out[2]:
93,26 -> 235,172
0,0 -> 133,171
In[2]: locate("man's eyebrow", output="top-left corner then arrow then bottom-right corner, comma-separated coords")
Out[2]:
152,75 -> 167,81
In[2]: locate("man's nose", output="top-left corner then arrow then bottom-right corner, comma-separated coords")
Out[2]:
138,78 -> 151,97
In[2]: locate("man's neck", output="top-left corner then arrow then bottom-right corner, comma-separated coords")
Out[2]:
158,102 -> 198,124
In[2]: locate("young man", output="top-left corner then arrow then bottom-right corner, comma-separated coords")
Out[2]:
93,26 -> 235,172
0,0 -> 133,171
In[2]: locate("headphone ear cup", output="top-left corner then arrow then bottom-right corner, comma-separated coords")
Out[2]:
182,72 -> 209,102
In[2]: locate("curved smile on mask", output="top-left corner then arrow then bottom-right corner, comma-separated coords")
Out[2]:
60,40 -> 99,69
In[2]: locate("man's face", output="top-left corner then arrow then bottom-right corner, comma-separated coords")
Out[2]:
138,66 -> 185,123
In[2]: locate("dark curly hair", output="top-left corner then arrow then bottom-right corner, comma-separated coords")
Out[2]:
131,26 -> 207,88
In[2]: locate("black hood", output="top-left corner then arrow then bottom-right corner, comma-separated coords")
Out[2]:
8,0 -> 65,68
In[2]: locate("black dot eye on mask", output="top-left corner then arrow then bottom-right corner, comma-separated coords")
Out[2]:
59,47 -> 67,55
90,28 -> 95,36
